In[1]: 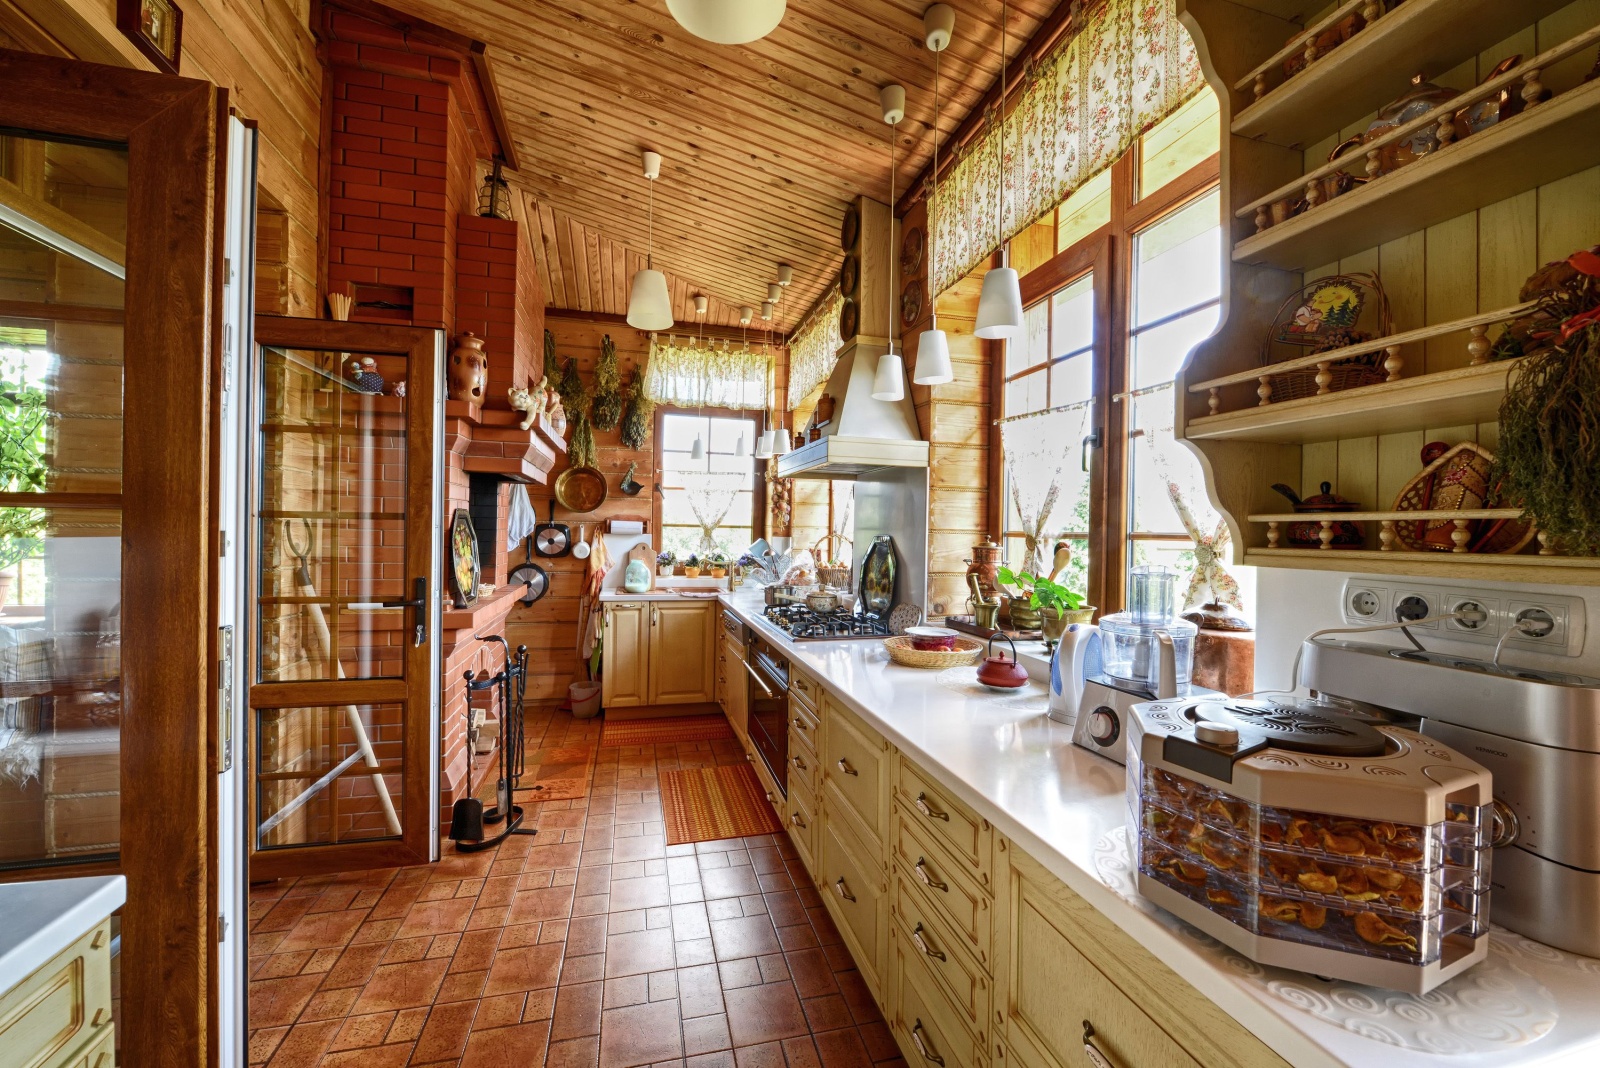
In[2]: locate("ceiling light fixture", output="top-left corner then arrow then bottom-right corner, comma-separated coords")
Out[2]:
761,301 -> 774,321
626,150 -> 674,330
694,293 -> 709,316
871,82 -> 907,402
666,0 -> 786,44
975,0 -> 1024,341
914,6 -> 955,387
739,305 -> 754,326
777,263 -> 793,287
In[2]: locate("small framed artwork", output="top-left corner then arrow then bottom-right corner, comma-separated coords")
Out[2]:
117,0 -> 184,75
448,508 -> 481,609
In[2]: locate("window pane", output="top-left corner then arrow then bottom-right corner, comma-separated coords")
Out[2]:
1004,368 -> 1048,417
1139,90 -> 1220,200
1131,305 -> 1221,391
661,413 -> 704,453
1056,167 -> 1112,253
1050,274 -> 1094,358
256,703 -> 404,849
1048,355 -> 1093,409
1008,300 -> 1049,377
1133,189 -> 1221,328
658,413 -> 758,557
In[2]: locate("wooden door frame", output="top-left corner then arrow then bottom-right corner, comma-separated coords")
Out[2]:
0,47 -> 224,1068
650,404 -> 770,544
247,314 -> 442,880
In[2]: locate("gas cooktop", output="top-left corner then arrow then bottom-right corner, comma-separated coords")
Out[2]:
763,604 -> 891,641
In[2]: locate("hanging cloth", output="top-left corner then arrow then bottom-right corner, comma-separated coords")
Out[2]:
1000,405 -> 1089,578
506,484 -> 537,551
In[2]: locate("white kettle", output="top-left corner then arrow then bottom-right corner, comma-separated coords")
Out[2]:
1048,623 -> 1096,727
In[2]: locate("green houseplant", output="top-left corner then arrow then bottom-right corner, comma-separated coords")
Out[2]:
998,566 -> 1091,644
0,380 -> 48,603
684,553 -> 702,578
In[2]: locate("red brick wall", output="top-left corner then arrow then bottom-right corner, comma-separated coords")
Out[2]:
455,215 -> 543,408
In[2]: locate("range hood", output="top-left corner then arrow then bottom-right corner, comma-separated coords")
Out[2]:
776,338 -> 929,480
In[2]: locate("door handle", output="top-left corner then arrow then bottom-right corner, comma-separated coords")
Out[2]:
382,577 -> 428,647
910,1021 -> 944,1066
914,858 -> 948,892
910,922 -> 945,961
1081,1022 -> 1116,1068
914,793 -> 949,821
834,876 -> 855,902
792,755 -> 808,771
652,605 -> 659,626
790,811 -> 807,829
1082,428 -> 1101,472
743,659 -> 774,697
836,757 -> 858,776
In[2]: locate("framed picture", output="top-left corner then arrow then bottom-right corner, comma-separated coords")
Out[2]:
117,0 -> 184,75
449,508 -> 480,609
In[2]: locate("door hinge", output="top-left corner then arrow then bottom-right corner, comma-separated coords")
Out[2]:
218,625 -> 235,773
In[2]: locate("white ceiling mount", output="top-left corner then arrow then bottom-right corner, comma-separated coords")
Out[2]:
923,4 -> 955,52
694,294 -> 709,315
641,150 -> 662,180
666,0 -> 787,45
767,282 -> 783,303
761,301 -> 774,320
777,263 -> 793,286
880,84 -> 906,125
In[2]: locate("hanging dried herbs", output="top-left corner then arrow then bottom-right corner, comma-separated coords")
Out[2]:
590,334 -> 624,431
543,328 -> 561,384
620,372 -> 654,451
1493,248 -> 1600,553
557,355 -> 586,413
568,411 -> 597,468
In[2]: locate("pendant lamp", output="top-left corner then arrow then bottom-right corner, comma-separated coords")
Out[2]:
626,150 -> 674,330
871,83 -> 908,403
915,7 -> 955,386
975,0 -> 1024,341
755,429 -> 777,459
666,0 -> 785,44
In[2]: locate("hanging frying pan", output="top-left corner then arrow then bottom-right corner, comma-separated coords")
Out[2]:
508,559 -> 549,605
534,521 -> 571,557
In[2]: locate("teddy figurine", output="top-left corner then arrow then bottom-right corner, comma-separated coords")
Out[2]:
508,383 -> 540,431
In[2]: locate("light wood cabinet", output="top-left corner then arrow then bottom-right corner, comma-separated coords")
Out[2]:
602,600 -> 715,710
722,630 -> 749,741
601,602 -> 650,708
818,812 -> 888,994
888,921 -> 986,1068
0,919 -> 114,1068
786,776 -> 817,874
821,695 -> 891,844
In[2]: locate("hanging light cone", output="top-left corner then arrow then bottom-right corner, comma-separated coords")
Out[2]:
690,433 -> 706,461
735,433 -> 746,458
774,428 -> 792,455
627,264 -> 673,329
666,0 -> 786,44
755,428 -> 775,459
872,349 -> 905,401
975,267 -> 1025,339
913,329 -> 954,385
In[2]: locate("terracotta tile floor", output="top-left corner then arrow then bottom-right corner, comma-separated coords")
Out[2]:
247,707 -> 907,1068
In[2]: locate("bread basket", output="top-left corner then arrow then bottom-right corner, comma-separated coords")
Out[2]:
883,635 -> 984,669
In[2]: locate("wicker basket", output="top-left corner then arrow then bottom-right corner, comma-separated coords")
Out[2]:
1261,273 -> 1393,401
883,635 -> 985,669
813,533 -> 853,590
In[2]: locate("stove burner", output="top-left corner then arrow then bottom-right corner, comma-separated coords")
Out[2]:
763,603 -> 891,641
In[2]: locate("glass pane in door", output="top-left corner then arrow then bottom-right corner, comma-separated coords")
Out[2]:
0,131 -> 127,870
256,702 -> 404,849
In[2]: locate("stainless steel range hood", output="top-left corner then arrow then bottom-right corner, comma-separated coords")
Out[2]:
776,338 -> 929,480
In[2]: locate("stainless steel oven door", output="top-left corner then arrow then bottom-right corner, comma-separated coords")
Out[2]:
746,646 -> 789,799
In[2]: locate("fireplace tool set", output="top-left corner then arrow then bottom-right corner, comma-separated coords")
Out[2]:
448,634 -> 536,852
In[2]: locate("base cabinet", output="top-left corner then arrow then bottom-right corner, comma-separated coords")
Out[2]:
817,813 -> 888,993
601,600 -> 714,709
889,921 -> 986,1068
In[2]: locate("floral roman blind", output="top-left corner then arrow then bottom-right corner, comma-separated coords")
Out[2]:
787,287 -> 844,410
929,0 -> 1205,296
644,335 -> 771,410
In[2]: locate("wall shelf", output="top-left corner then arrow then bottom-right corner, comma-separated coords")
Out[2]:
1231,0 -> 1572,149
1243,547 -> 1599,585
1232,75 -> 1600,271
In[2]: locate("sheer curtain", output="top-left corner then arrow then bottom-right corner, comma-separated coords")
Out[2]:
644,336 -> 770,410
787,289 -> 844,408
1001,405 -> 1089,578
680,471 -> 746,555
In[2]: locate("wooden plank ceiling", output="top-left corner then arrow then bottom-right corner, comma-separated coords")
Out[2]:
385,0 -> 1057,329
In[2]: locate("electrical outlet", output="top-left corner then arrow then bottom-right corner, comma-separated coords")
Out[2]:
1346,585 -> 1387,621
1508,599 -> 1575,650
1394,590 -> 1437,628
1339,579 -> 1586,657
1444,595 -> 1498,635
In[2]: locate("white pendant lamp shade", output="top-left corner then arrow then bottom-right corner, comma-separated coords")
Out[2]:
872,350 -> 906,401
690,433 -> 706,461
913,328 -> 954,385
627,266 -> 674,329
774,427 -> 792,454
755,429 -> 775,459
735,433 -> 746,458
666,0 -> 786,44
975,266 -> 1025,339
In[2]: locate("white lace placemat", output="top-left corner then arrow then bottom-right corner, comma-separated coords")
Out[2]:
934,666 -> 1050,712
1092,825 -> 1558,1054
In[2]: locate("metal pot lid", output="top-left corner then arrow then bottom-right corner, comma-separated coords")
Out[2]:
1187,698 -> 1388,757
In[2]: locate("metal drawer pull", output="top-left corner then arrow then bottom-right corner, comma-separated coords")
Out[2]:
911,1021 -> 944,1066
836,757 -> 859,776
914,858 -> 949,892
835,876 -> 856,902
791,812 -> 807,829
914,792 -> 949,821
793,755 -> 808,770
792,716 -> 808,730
910,922 -> 945,961
743,659 -> 774,697
1082,1022 -> 1115,1068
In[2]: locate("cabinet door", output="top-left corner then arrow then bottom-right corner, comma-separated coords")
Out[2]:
725,635 -> 750,741
603,603 -> 650,708
649,601 -> 715,704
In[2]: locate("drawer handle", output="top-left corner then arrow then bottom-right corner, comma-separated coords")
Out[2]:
915,858 -> 949,893
911,1020 -> 945,1066
791,811 -> 807,829
835,876 -> 856,902
1082,1021 -> 1115,1068
793,755 -> 808,771
90,928 -> 107,950
793,716 -> 808,730
915,792 -> 950,822
836,757 -> 859,776
92,1008 -> 107,1027
911,922 -> 946,962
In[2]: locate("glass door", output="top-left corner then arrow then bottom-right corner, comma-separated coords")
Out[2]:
247,315 -> 443,879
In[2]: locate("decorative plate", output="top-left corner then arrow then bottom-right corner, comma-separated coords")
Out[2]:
901,226 -> 925,275
1274,275 -> 1369,348
900,279 -> 924,327
554,465 -> 608,513
838,299 -> 859,342
888,603 -> 922,636
838,253 -> 859,298
449,508 -> 480,608
840,203 -> 860,252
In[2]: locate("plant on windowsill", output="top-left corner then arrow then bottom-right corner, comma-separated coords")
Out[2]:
998,566 -> 1091,648
708,551 -> 728,578
0,380 -> 47,606
683,553 -> 702,579
657,549 -> 677,578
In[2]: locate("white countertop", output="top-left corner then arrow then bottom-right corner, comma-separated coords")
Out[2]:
719,588 -> 1600,1068
0,875 -> 124,987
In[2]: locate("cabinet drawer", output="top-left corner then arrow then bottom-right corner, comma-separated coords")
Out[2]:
818,814 -> 886,993
897,758 -> 991,887
892,876 -> 989,1038
893,813 -> 991,968
788,724 -> 819,798
791,668 -> 821,712
890,927 -> 985,1068
822,697 -> 888,842
0,918 -> 113,1068
786,778 -> 817,877
789,696 -> 819,751
64,1027 -> 114,1068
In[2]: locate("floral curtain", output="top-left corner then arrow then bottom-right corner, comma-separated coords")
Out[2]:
1001,405 -> 1090,578
644,335 -> 771,410
680,471 -> 746,555
930,0 -> 1205,296
1145,401 -> 1243,611
787,288 -> 844,410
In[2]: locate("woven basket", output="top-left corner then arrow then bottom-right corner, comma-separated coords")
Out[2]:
1261,273 -> 1393,402
818,566 -> 851,588
883,635 -> 985,670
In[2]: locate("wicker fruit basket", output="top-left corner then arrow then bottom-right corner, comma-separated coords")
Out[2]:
883,635 -> 985,670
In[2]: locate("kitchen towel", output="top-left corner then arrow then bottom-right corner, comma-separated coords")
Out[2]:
506,484 -> 537,550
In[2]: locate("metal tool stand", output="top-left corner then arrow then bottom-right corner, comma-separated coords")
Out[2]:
449,635 -> 536,852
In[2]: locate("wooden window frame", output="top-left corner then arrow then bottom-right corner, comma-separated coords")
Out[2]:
990,148 -> 1220,615
650,405 -> 769,550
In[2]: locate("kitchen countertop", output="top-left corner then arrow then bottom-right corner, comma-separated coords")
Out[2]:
0,875 -> 124,988
598,588 -> 729,601
719,587 -> 1600,1068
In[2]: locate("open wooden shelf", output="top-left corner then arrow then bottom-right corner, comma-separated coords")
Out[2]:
1232,76 -> 1600,270
1232,0 -> 1570,149
1184,360 -> 1514,444
1243,547 -> 1600,584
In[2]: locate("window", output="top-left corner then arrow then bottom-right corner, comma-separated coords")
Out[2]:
655,410 -> 763,560
993,89 -> 1249,615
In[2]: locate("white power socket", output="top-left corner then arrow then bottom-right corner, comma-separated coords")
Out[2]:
1338,578 -> 1586,657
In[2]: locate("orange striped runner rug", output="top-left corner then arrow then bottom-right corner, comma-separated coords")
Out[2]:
661,764 -> 784,845
599,714 -> 735,748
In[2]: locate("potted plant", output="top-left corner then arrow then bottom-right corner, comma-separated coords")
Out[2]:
708,551 -> 728,578
657,549 -> 677,578
999,566 -> 1092,646
684,553 -> 702,579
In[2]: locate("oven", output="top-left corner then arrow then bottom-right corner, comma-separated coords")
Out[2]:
746,634 -> 789,799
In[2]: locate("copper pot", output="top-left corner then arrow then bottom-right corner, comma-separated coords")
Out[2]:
965,539 -> 1004,602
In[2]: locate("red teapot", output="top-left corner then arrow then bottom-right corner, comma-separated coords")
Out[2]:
977,634 -> 1029,691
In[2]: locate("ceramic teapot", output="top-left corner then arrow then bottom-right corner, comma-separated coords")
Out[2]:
1271,481 -> 1365,548
977,634 -> 1029,691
